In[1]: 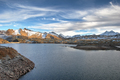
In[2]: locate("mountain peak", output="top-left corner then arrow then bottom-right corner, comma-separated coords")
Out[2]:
23,28 -> 32,31
100,30 -> 119,36
109,30 -> 114,33
49,32 -> 58,37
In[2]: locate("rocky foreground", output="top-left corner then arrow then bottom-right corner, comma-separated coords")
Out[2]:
0,47 -> 35,80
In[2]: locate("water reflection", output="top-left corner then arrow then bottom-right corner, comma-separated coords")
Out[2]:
1,44 -> 120,80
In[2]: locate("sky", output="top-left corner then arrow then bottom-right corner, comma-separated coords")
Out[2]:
0,0 -> 120,36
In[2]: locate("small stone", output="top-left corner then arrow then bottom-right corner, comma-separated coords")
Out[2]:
9,75 -> 13,78
10,72 -> 14,76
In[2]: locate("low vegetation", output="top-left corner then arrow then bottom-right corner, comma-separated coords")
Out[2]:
0,47 -> 18,59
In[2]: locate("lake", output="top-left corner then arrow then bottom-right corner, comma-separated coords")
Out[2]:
1,44 -> 120,80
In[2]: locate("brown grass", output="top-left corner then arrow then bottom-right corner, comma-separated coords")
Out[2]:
0,47 -> 19,59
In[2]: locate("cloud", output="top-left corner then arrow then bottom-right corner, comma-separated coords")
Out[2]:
83,4 -> 120,22
60,11 -> 88,19
60,31 -> 96,36
0,4 -> 61,23
0,1 -> 120,36
59,2 -> 120,35
0,10 -> 46,23
16,4 -> 59,12
0,24 -> 2,26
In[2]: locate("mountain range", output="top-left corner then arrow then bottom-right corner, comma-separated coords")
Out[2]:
0,29 -> 120,40
0,28 -> 61,40
100,30 -> 119,36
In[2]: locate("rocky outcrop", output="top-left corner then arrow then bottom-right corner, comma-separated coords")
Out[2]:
0,47 -> 35,80
6,29 -> 14,35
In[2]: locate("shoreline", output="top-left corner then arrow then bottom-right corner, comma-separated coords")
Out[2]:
71,45 -> 120,51
2,43 -> 120,51
0,47 -> 35,80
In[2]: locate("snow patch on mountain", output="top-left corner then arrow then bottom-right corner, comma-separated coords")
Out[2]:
42,32 -> 47,38
23,29 -> 41,36
14,29 -> 21,35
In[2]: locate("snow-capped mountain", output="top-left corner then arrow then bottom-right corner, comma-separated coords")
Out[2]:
1,29 -> 120,40
13,28 -> 42,36
0,28 -> 61,40
100,30 -> 119,36
5,28 -> 42,38
72,35 -> 81,38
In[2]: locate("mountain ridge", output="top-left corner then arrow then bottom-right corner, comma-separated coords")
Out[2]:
0,28 -> 61,40
100,30 -> 119,36
0,29 -> 120,39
